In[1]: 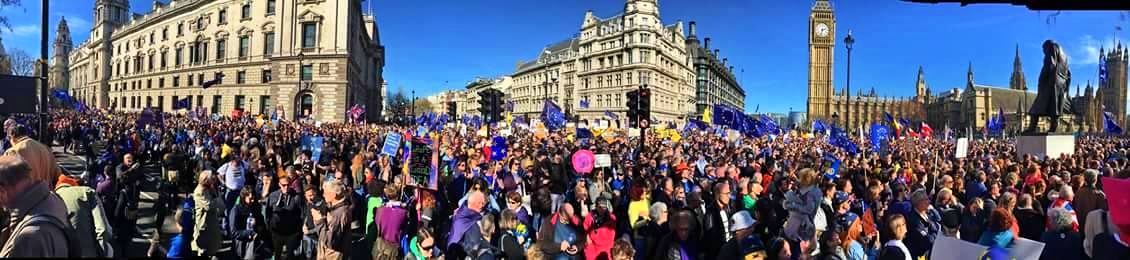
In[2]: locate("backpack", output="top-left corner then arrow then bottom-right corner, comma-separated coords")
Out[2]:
7,214 -> 82,258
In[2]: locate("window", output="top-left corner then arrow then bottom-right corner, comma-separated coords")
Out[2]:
196,96 -> 204,109
259,95 -> 272,115
236,71 -> 246,84
238,36 -> 249,58
146,96 -> 153,107
212,95 -> 222,114
162,28 -> 168,41
147,55 -> 154,71
267,0 -> 276,15
302,23 -> 317,48
159,77 -> 165,88
149,33 -> 154,44
262,69 -> 272,83
263,32 -> 274,56
300,65 -> 313,81
187,74 -> 194,86
241,4 -> 251,19
157,96 -> 164,110
213,72 -> 224,84
198,74 -> 204,85
177,23 -> 184,36
218,9 -> 227,24
235,95 -> 246,110
216,39 -> 226,61
173,76 -> 180,87
147,79 -> 152,89
160,51 -> 167,68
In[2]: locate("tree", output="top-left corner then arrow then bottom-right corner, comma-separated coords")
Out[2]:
413,99 -> 433,116
6,48 -> 34,76
0,0 -> 21,34
387,90 -> 410,118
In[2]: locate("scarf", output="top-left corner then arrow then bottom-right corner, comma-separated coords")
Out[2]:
884,240 -> 912,260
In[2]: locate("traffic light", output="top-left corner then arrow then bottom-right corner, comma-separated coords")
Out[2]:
447,101 -> 457,118
625,90 -> 639,128
638,86 -> 651,129
478,89 -> 504,123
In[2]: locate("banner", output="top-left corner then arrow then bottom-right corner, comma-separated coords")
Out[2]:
381,133 -> 401,156
408,138 -> 434,188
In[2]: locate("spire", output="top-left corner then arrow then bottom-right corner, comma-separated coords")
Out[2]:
967,61 -> 974,85
1010,45 -> 1027,91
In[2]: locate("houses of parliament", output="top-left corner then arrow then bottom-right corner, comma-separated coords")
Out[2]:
805,0 -> 1128,133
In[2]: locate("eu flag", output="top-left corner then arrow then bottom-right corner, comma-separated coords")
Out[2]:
201,73 -> 224,89
1105,111 -> 1123,134
173,97 -> 192,110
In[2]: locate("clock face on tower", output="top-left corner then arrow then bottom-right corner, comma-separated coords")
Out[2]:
815,23 -> 829,37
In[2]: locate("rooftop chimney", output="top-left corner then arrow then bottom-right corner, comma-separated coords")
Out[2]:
723,58 -> 728,66
713,49 -> 719,57
729,65 -> 734,72
688,21 -> 697,37
704,37 -> 711,50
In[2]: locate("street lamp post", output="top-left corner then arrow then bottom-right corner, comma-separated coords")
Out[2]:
844,31 -> 855,130
411,90 -> 416,118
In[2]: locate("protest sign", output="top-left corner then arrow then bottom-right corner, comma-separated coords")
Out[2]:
929,235 -> 1044,260
573,149 -> 595,174
1103,177 -> 1130,226
594,154 -> 612,168
381,133 -> 401,156
408,138 -> 434,188
955,137 -> 969,158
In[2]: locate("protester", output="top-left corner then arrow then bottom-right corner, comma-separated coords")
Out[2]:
0,155 -> 71,257
1040,207 -> 1085,260
192,170 -> 225,259
54,174 -> 114,257
317,179 -> 353,259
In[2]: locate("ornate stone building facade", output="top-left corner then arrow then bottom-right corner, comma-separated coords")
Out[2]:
51,18 -> 73,90
686,21 -> 744,117
806,0 -> 923,131
67,0 -> 384,122
509,0 -> 697,126
1100,45 -> 1129,127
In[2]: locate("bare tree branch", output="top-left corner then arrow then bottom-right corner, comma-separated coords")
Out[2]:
7,48 -> 35,76
0,0 -> 23,34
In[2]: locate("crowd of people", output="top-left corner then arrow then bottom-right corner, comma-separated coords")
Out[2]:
1,108 -> 1130,260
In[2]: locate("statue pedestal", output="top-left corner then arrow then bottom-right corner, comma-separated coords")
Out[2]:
1015,134 -> 1075,160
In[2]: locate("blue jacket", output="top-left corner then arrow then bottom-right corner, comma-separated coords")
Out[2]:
978,230 -> 1014,249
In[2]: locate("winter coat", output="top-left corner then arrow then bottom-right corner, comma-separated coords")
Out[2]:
191,188 -> 225,256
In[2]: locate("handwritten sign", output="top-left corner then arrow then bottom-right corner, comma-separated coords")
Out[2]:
408,138 -> 433,187
381,133 -> 401,156
573,149 -> 595,174
594,154 -> 612,168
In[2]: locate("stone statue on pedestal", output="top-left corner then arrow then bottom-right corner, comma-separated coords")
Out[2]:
1025,39 -> 1075,134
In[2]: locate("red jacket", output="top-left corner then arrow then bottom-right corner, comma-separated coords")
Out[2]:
582,211 -> 617,260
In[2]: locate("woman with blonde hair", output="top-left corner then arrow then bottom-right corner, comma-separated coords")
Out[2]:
191,170 -> 225,259
784,168 -> 823,258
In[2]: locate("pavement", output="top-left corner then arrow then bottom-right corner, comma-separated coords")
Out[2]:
51,143 -> 233,257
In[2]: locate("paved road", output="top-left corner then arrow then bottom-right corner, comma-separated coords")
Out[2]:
52,144 -> 232,257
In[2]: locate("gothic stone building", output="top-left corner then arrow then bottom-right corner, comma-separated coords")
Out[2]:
806,0 -> 924,131
67,0 -> 385,122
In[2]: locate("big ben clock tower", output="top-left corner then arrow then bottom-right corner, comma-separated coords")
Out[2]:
807,0 -> 836,122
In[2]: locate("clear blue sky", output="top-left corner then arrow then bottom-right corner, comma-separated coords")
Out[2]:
2,0 -> 1128,113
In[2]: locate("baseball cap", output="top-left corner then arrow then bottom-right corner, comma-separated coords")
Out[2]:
730,211 -> 756,232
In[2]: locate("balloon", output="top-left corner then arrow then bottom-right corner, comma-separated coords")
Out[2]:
573,149 -> 595,174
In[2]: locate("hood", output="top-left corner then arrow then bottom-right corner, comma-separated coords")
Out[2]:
446,206 -> 483,247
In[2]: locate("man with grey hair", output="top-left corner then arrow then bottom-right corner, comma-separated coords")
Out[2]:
1074,169 -> 1105,229
0,155 -> 71,257
1048,185 -> 1080,232
316,179 -> 351,259
1041,207 -> 1086,259
904,190 -> 940,258
1015,193 -> 1046,240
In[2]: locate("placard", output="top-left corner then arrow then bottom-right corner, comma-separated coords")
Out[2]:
929,235 -> 1044,260
594,154 -> 612,168
408,138 -> 433,187
572,150 -> 595,174
381,133 -> 401,156
955,138 -> 969,158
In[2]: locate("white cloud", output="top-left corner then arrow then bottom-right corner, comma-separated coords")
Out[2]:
7,24 -> 40,37
1075,34 -> 1127,65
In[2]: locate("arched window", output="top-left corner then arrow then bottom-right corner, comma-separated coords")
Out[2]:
298,93 -> 314,119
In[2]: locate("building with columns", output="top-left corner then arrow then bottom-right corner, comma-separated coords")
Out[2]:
805,0 -> 923,131
686,21 -> 744,117
66,0 -> 384,122
509,0 -> 698,126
